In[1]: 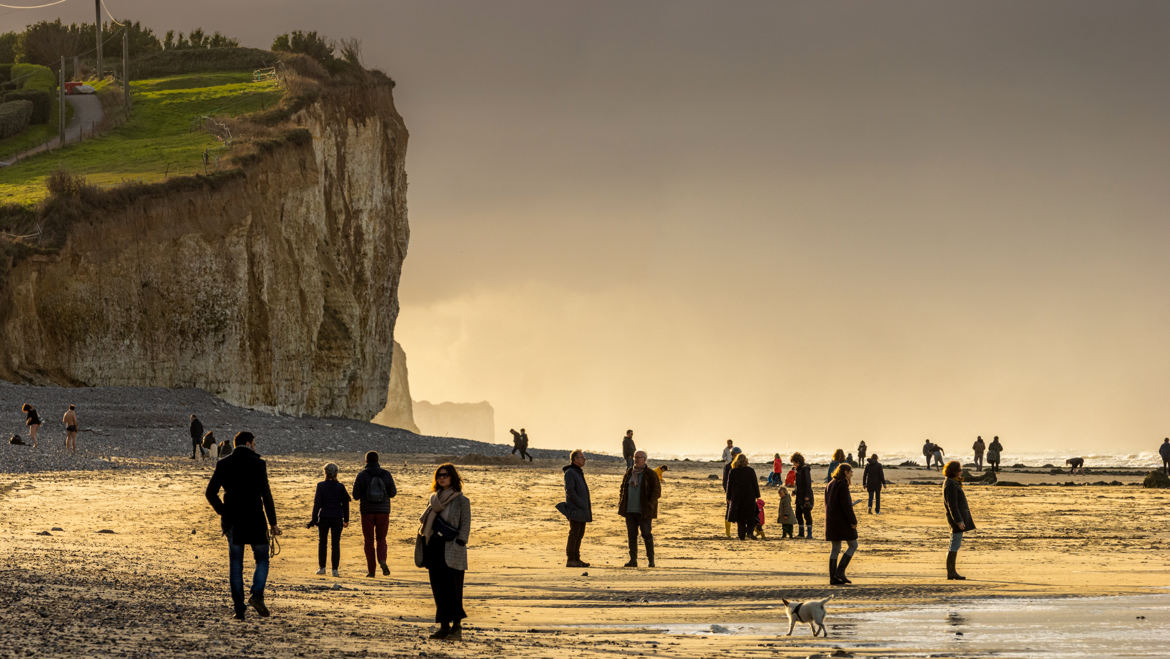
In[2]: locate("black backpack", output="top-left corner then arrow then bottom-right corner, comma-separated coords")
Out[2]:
9,434 -> 25,445
366,472 -> 388,504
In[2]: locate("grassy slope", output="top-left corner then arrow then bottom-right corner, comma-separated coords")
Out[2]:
0,100 -> 74,161
0,72 -> 283,205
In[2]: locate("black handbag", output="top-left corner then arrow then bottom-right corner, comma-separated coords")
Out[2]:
433,514 -> 459,541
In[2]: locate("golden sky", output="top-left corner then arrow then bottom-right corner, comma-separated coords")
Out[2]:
9,1 -> 1170,455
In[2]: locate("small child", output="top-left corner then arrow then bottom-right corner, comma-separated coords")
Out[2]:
777,486 -> 795,538
753,498 -> 767,539
784,468 -> 796,487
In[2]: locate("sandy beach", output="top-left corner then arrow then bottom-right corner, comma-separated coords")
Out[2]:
3,440 -> 1169,657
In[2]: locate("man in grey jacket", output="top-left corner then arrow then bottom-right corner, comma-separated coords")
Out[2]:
560,449 -> 592,567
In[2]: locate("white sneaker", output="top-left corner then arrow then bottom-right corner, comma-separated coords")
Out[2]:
315,567 -> 326,575
331,569 -> 340,577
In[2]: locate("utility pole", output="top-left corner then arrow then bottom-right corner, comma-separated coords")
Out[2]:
58,56 -> 65,147
94,0 -> 102,79
122,29 -> 130,113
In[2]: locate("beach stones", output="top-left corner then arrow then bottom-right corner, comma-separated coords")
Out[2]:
1142,470 -> 1170,488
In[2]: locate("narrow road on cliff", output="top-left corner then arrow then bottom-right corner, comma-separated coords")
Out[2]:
0,94 -> 105,167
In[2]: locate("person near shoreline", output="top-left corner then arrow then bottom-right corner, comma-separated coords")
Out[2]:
417,463 -> 471,641
189,414 -> 205,459
518,428 -> 533,462
767,453 -> 783,486
510,428 -> 523,457
62,404 -> 78,454
987,436 -> 1003,472
922,439 -> 935,469
204,431 -> 281,620
618,450 -> 660,567
862,454 -> 886,514
932,444 -> 946,471
1160,438 -> 1170,476
722,439 -> 734,465
826,448 -> 846,482
561,449 -> 592,568
22,404 -> 41,448
825,463 -> 859,585
1066,457 -> 1085,475
722,446 -> 742,537
792,452 -> 814,539
942,460 -> 975,580
777,485 -> 795,538
308,462 -> 350,577
784,467 -> 796,487
857,440 -> 867,464
653,464 -> 668,481
973,436 -> 986,472
622,430 -> 636,470
726,453 -> 761,541
352,451 -> 397,578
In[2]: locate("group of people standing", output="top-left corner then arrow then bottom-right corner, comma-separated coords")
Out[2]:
971,435 -> 1003,472
12,403 -> 78,453
559,447 -> 662,568
203,432 -> 471,641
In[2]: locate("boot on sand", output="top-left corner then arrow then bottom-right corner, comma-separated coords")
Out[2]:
836,554 -> 853,584
946,551 -> 966,580
829,558 -> 843,585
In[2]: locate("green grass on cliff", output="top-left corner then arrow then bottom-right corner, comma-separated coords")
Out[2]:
0,72 -> 283,206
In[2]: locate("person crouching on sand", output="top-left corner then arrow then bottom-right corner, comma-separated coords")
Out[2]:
416,463 -> 471,641
825,463 -> 858,585
561,449 -> 592,568
776,486 -> 795,538
308,463 -> 350,576
942,460 -> 975,580
619,450 -> 661,567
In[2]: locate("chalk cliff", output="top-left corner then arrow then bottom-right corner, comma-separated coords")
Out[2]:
0,73 -> 409,419
371,341 -> 419,432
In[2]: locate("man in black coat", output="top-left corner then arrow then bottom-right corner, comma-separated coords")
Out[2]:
205,431 -> 281,619
622,430 -> 636,470
1161,438 -> 1170,476
862,454 -> 886,514
352,450 -> 397,577
560,449 -> 592,567
190,413 -> 205,459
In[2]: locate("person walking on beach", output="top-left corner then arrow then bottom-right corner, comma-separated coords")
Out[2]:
416,463 -> 471,641
722,446 -> 742,537
519,428 -> 533,462
352,451 -> 397,577
205,431 -> 281,620
922,439 -> 935,469
1160,438 -> 1170,476
1066,457 -> 1085,475
942,460 -> 975,580
722,439 -> 734,465
510,428 -> 523,456
825,463 -> 859,585
857,440 -> 867,464
792,452 -> 814,539
561,449 -> 592,568
308,463 -> 350,576
768,453 -> 783,486
987,436 -> 1003,472
62,404 -> 78,454
190,413 -> 205,459
931,444 -> 946,471
622,430 -> 636,470
22,404 -> 41,448
726,453 -> 761,540
972,436 -> 986,472
826,448 -> 846,482
777,485 -> 796,538
862,454 -> 886,514
618,450 -> 661,567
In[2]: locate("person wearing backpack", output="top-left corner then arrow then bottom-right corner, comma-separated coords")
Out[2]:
352,451 -> 397,577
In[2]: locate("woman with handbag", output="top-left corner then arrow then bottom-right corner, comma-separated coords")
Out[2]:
415,463 -> 471,640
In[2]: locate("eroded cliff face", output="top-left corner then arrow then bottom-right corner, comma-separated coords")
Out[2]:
371,341 -> 418,432
0,83 -> 409,419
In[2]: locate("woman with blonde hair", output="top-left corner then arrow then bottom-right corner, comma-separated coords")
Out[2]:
942,460 -> 975,580
825,463 -> 858,585
416,463 -> 471,640
725,453 -> 761,540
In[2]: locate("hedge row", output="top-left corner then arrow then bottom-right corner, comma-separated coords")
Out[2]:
2,89 -> 51,124
132,47 -> 275,78
0,64 -> 11,83
0,99 -> 33,139
10,63 -> 55,93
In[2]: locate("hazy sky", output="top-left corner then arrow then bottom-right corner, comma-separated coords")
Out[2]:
8,1 -> 1170,456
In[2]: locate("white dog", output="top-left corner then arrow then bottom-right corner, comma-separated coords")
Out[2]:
782,595 -> 833,637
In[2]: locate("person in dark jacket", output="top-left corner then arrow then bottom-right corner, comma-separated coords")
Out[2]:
618,450 -> 661,567
190,413 -> 205,459
857,440 -> 867,464
561,449 -> 592,567
722,446 -> 743,537
417,463 -> 471,641
725,453 -> 761,540
942,460 -> 975,580
972,436 -> 986,472
791,452 -> 814,539
519,428 -> 533,462
1160,438 -> 1170,476
205,431 -> 281,619
986,436 -> 1003,472
21,404 -> 41,448
622,430 -> 636,469
824,463 -> 858,585
352,451 -> 397,578
862,454 -> 886,514
308,463 -> 350,577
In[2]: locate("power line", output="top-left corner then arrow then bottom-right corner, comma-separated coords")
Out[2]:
99,0 -> 122,26
0,0 -> 70,8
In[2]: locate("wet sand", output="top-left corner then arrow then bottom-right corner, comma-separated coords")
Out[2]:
2,456 -> 1168,657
